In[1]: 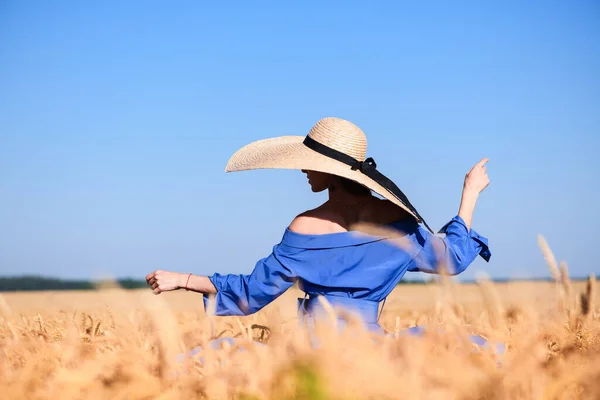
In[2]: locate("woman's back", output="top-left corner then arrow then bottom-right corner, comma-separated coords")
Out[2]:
282,217 -> 424,301
284,198 -> 421,301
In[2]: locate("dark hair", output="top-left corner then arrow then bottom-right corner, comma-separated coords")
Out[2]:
338,176 -> 371,196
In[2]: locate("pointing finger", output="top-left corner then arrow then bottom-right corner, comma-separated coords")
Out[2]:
476,158 -> 489,168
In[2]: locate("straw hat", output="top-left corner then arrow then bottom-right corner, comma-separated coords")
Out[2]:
225,117 -> 433,232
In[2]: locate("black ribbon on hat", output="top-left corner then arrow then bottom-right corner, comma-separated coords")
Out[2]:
303,135 -> 434,234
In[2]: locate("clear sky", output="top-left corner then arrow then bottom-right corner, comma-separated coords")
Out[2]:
1,1 -> 598,282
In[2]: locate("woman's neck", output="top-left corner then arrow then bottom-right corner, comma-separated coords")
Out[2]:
327,184 -> 371,207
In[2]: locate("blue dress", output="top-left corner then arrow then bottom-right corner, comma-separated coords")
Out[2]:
201,215 -> 491,334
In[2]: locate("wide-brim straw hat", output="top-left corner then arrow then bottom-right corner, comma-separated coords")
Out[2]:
225,117 -> 433,233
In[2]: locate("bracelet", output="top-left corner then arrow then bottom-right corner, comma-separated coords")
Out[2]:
184,273 -> 192,291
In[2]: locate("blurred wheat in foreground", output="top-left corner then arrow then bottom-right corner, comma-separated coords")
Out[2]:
1,236 -> 599,399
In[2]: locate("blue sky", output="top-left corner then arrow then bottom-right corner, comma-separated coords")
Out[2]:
1,1 -> 598,281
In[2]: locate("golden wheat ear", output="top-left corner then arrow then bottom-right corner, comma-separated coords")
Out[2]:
580,275 -> 596,317
537,234 -> 560,281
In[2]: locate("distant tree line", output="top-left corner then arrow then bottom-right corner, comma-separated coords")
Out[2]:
0,275 -> 595,292
0,276 -> 148,292
0,275 -> 431,292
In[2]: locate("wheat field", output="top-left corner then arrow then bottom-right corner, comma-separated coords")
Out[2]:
1,238 -> 599,399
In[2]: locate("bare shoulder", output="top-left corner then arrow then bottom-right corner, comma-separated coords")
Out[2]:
287,199 -> 410,235
288,206 -> 347,235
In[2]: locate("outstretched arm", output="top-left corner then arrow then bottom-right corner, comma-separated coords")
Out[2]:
145,271 -> 217,295
407,158 -> 491,275
145,245 -> 298,316
457,157 -> 490,231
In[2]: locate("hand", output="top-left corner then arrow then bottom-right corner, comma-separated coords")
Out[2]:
145,270 -> 186,295
463,158 -> 490,196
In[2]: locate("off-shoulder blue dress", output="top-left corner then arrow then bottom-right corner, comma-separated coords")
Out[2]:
201,215 -> 491,337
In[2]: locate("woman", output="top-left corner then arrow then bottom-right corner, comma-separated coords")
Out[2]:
145,117 -> 491,337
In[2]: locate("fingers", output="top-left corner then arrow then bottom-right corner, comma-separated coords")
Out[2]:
463,157 -> 491,195
476,158 -> 489,171
470,157 -> 489,172
151,278 -> 161,294
149,278 -> 162,294
466,158 -> 489,181
146,270 -> 164,286
146,275 -> 156,287
145,271 -> 155,283
146,270 -> 177,295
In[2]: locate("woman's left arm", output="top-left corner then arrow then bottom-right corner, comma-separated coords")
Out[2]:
145,244 -> 298,316
145,271 -> 217,295
407,215 -> 491,275
406,158 -> 492,275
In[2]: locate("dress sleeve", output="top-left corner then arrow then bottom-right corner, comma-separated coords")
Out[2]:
202,245 -> 298,316
407,215 -> 491,275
